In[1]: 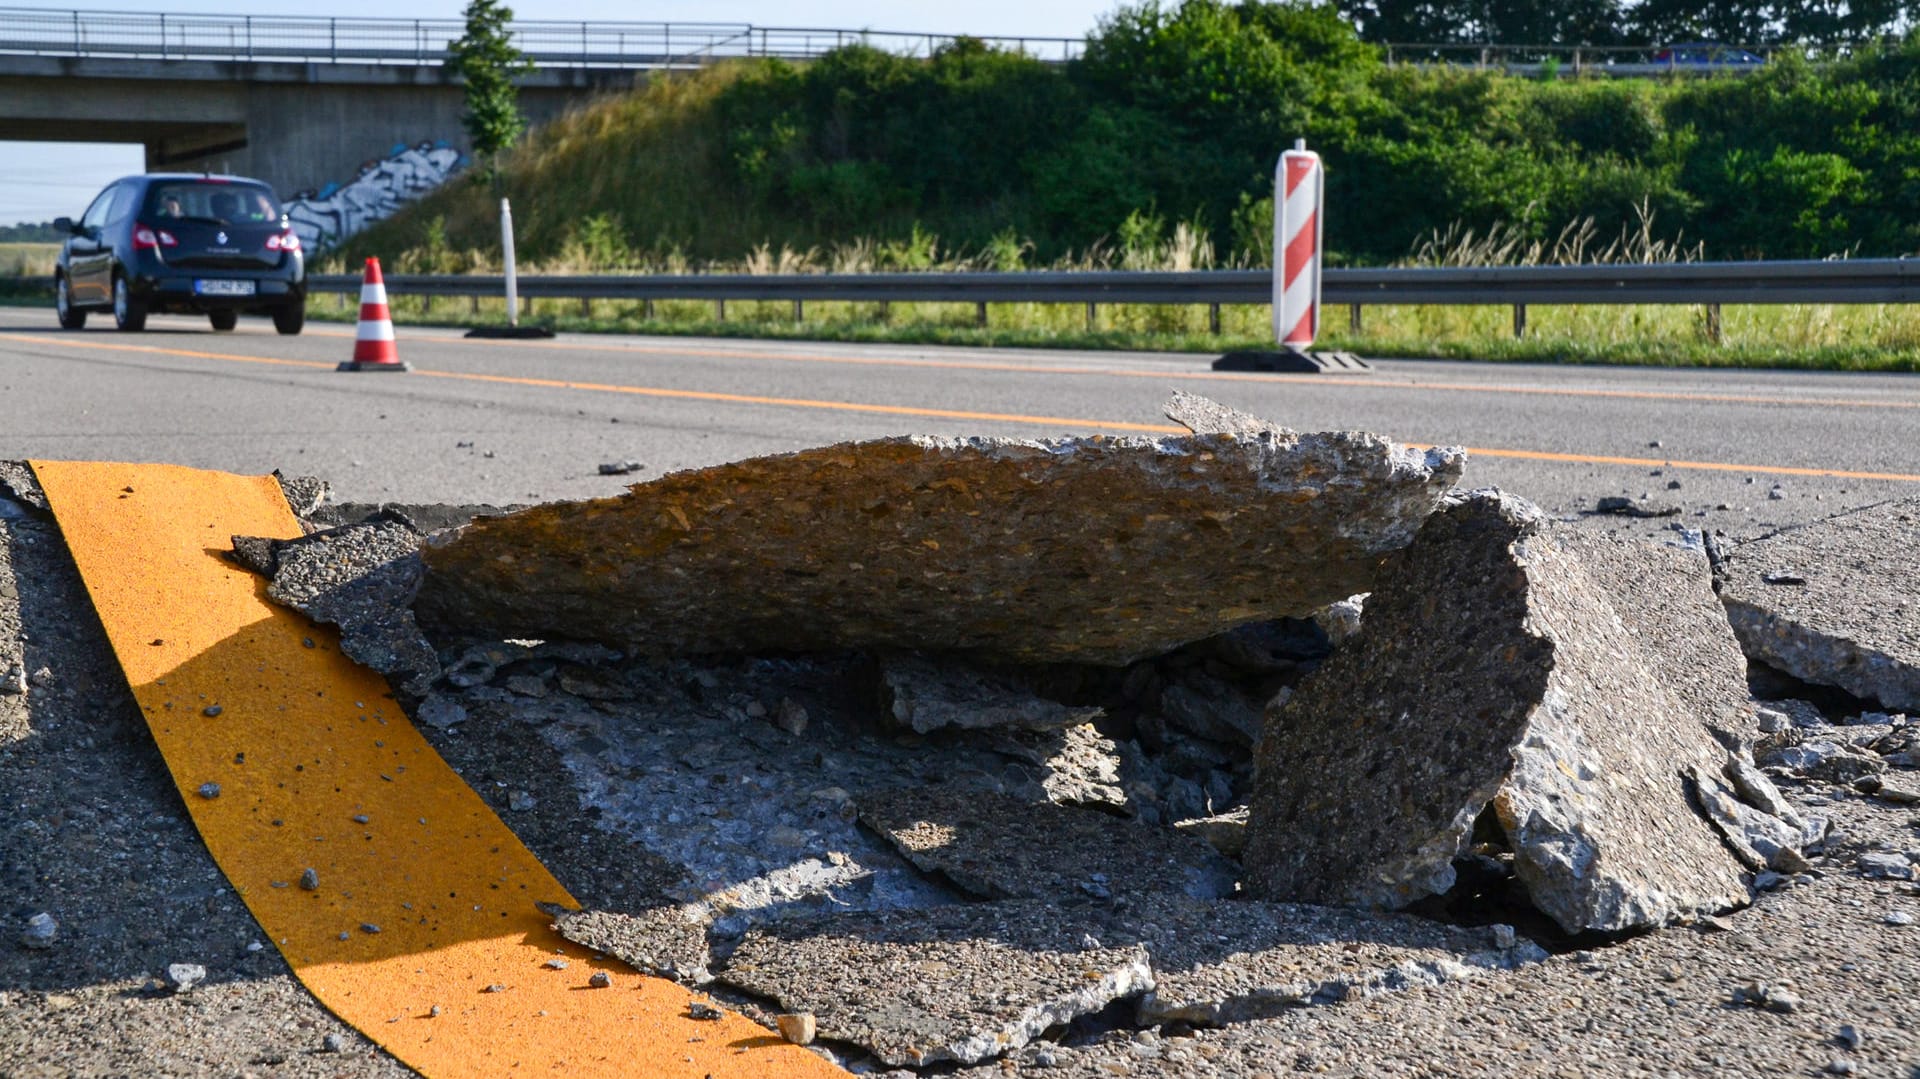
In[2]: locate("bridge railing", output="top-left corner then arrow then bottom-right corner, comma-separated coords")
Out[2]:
0,7 -> 1087,66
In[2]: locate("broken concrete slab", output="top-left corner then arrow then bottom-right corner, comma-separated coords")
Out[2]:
858,783 -> 1238,902
271,471 -> 330,522
414,399 -> 1464,665
1243,491 -> 1786,933
880,653 -> 1103,734
1156,668 -> 1266,749
1720,499 -> 1920,712
544,903 -> 714,985
976,723 -> 1133,813
715,900 -> 1153,1068
236,515 -> 441,694
1118,895 -> 1547,1027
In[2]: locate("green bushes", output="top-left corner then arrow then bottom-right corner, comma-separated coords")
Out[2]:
337,2 -> 1920,272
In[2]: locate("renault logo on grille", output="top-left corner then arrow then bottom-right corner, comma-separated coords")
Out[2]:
216,231 -> 228,244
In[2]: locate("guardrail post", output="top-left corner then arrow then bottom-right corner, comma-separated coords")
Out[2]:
159,13 -> 167,59
470,294 -> 479,315
878,300 -> 890,325
1512,303 -> 1527,338
501,199 -> 520,327
792,298 -> 803,322
715,299 -> 726,322
1349,303 -> 1362,334
643,298 -> 655,320
1086,302 -> 1096,331
1705,303 -> 1723,345
245,15 -> 253,61
580,297 -> 592,318
977,301 -> 988,329
1208,302 -> 1220,335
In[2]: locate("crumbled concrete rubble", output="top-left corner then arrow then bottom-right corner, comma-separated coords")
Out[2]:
0,460 -> 49,511
1719,498 -> 1920,712
229,514 -> 440,694
542,903 -> 714,984
1172,807 -> 1248,858
708,894 -> 1547,1067
413,396 -> 1464,665
271,471 -> 331,524
973,723 -> 1132,812
717,900 -> 1154,1068
1122,895 -> 1547,1027
857,784 -> 1239,902
1244,491 -> 1809,933
880,653 -> 1103,734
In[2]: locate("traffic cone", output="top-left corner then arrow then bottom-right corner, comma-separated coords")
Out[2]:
337,257 -> 410,372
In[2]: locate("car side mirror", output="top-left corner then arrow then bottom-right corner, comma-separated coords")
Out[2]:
54,216 -> 76,235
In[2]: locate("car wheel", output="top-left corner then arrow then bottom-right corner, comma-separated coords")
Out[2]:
208,310 -> 238,332
112,275 -> 147,332
55,274 -> 86,330
273,301 -> 305,336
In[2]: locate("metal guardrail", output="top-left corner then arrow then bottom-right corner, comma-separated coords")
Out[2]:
303,260 -> 1920,307
0,7 -> 1086,66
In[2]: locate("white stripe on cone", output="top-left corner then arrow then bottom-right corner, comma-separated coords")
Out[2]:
360,283 -> 389,306
356,321 -> 395,341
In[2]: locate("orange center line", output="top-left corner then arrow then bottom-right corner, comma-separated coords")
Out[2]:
16,331 -> 1920,483
303,326 -> 1920,413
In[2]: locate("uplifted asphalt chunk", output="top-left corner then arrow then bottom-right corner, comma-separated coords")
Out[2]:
1720,499 -> 1920,712
544,904 -> 713,985
858,783 -> 1238,902
715,900 -> 1153,1068
1120,895 -> 1547,1027
880,653 -> 1103,734
234,514 -> 440,693
1244,491 -> 1792,933
414,398 -> 1464,665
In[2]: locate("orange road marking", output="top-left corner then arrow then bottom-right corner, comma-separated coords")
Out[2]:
13,332 -> 1920,483
33,460 -> 844,1079
310,326 -> 1920,413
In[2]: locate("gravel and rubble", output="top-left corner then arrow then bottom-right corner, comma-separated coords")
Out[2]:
7,429 -> 1920,1076
856,784 -> 1238,902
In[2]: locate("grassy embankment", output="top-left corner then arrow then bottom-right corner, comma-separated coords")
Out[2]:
304,39 -> 1920,373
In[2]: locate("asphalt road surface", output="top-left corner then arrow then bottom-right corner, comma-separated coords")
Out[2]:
3,306 -> 1918,538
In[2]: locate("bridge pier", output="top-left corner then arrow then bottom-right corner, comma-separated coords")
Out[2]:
1,54 -> 629,234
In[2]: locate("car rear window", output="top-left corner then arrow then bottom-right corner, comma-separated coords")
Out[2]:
145,182 -> 280,225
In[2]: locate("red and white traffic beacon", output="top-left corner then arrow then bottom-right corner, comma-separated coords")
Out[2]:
1273,138 -> 1324,352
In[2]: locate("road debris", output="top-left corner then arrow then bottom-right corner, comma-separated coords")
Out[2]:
415,396 -> 1464,664
1244,491 -> 1807,932
1720,499 -> 1920,712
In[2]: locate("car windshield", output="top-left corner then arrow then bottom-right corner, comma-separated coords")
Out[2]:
145,182 -> 279,225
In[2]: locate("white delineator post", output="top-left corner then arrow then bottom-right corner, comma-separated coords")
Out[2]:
1273,139 -> 1324,350
501,197 -> 519,327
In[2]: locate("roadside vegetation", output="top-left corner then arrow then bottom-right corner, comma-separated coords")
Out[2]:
0,243 -> 58,277
335,2 -> 1920,270
301,1 -> 1920,369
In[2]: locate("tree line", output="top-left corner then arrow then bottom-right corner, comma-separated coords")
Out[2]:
1337,0 -> 1913,47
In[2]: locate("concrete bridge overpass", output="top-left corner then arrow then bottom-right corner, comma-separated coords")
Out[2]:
0,7 -> 1081,242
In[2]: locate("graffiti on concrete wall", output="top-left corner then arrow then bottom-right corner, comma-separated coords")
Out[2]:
284,140 -> 466,251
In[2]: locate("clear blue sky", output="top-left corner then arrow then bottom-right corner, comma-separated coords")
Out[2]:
0,1 -> 1122,225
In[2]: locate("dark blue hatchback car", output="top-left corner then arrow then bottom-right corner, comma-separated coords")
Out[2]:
53,173 -> 306,334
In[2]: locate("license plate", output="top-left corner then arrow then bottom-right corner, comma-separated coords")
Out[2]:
194,279 -> 256,297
